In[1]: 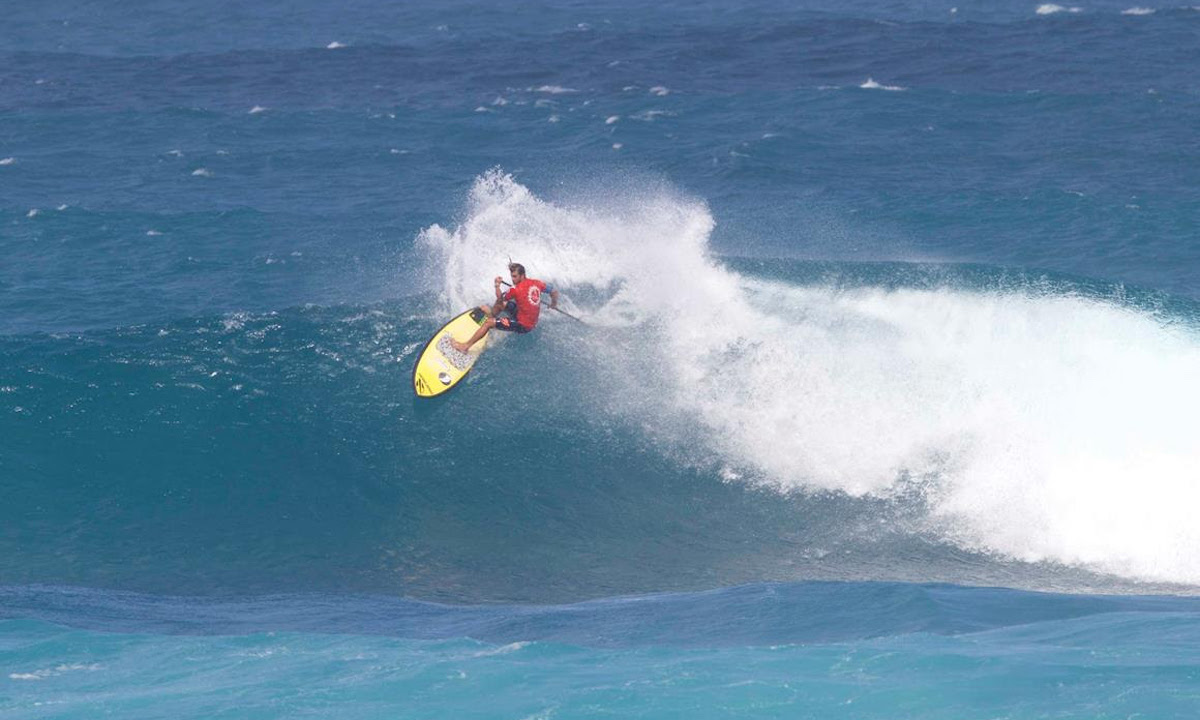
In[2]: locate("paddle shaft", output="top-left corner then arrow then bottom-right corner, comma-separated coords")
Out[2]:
499,280 -> 585,324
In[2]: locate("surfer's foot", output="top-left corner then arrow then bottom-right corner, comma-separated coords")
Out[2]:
450,339 -> 470,353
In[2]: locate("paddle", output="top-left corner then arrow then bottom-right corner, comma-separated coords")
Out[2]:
500,280 -> 586,324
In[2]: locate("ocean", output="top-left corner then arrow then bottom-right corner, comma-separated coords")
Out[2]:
2,0 -> 1199,717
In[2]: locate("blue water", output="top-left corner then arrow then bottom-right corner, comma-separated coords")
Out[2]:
3,1 -> 1200,717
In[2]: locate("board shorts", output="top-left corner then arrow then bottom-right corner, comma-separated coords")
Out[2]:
495,300 -> 532,334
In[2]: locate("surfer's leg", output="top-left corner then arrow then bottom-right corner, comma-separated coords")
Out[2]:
452,318 -> 494,352
484,298 -> 513,317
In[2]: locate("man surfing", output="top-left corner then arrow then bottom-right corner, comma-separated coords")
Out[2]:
451,263 -> 559,353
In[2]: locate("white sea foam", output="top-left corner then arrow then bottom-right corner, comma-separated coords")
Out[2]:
1121,6 -> 1155,14
860,78 -> 906,91
472,641 -> 531,658
605,115 -> 620,124
1036,4 -> 1083,14
421,171 -> 1200,586
649,86 -> 670,96
631,110 -> 672,122
10,664 -> 102,681
0,157 -> 14,165
249,105 -> 267,114
191,168 -> 213,177
533,85 -> 577,94
327,41 -> 346,49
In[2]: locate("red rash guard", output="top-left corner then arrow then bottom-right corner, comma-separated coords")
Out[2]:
505,278 -> 548,329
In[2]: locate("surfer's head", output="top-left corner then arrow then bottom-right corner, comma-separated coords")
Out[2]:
508,263 -> 526,281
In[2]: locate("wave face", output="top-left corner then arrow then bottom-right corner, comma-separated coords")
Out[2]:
4,173 -> 1198,604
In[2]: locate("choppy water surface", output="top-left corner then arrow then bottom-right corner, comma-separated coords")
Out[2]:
3,1 -> 1199,717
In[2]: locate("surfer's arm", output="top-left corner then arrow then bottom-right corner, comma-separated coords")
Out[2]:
494,276 -> 505,300
548,287 -> 559,309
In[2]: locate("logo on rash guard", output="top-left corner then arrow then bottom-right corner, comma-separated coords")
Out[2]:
528,286 -> 541,305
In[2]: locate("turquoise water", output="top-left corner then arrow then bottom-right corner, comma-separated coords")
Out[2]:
4,585 -> 1200,718
3,0 -> 1200,717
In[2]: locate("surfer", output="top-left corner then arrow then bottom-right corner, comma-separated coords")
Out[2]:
450,263 -> 559,353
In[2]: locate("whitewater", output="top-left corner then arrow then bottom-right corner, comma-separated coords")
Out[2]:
422,170 -> 1200,587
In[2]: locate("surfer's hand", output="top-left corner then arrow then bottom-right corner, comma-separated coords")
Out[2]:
494,276 -> 503,286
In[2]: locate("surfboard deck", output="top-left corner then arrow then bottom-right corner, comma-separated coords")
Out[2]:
412,307 -> 489,397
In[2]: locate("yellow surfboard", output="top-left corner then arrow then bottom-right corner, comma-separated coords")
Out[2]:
412,307 -> 490,397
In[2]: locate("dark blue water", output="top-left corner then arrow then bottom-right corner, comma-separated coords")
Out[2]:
3,1 -> 1200,717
